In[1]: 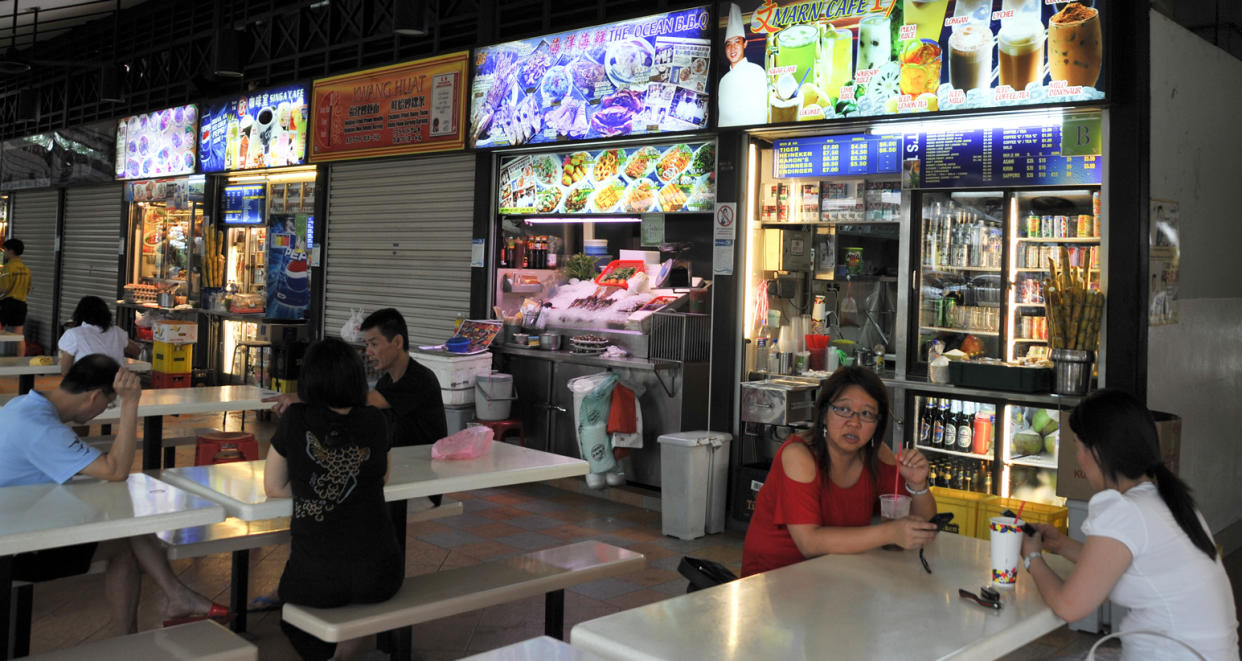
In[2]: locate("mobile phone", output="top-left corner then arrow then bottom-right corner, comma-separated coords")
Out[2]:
930,512 -> 954,531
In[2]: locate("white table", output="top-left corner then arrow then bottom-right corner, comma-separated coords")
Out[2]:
158,442 -> 590,521
0,357 -> 152,394
570,533 -> 1073,661
460,635 -> 604,660
0,473 -> 226,659
89,386 -> 276,470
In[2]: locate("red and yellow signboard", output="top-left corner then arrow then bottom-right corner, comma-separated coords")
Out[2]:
309,51 -> 470,162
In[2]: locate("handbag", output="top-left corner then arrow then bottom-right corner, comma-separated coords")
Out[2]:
677,556 -> 738,593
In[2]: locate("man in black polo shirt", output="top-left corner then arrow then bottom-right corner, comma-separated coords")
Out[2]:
359,308 -> 447,448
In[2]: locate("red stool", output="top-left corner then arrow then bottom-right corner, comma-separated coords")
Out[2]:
195,431 -> 260,466
471,418 -> 525,446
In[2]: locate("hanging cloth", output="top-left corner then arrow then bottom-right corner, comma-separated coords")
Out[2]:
607,383 -> 637,434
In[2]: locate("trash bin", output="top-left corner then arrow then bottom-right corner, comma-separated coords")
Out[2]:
658,431 -> 733,540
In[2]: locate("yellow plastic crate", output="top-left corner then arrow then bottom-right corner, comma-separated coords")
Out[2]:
930,486 -> 990,538
152,341 -> 193,374
975,496 -> 1069,539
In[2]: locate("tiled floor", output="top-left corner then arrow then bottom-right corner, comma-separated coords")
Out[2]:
9,377 -> 1242,659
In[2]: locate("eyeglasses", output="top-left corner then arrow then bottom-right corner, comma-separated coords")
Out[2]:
828,404 -> 879,424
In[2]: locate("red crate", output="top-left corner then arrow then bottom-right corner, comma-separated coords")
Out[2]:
151,371 -> 192,388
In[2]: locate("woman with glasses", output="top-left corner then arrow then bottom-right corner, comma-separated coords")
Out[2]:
742,366 -> 938,576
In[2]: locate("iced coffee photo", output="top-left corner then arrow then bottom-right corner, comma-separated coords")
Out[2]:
998,18 -> 1045,91
1048,2 -> 1102,87
949,23 -> 994,92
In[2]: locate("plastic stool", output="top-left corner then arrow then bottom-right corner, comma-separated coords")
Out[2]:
470,418 -> 525,446
195,431 -> 260,466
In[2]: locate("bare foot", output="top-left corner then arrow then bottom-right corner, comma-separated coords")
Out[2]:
161,589 -> 215,620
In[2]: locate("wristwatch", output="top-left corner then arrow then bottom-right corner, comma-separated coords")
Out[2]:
1024,551 -> 1043,570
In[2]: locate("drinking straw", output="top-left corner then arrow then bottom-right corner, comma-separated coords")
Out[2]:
1015,499 -> 1027,524
895,447 -> 902,495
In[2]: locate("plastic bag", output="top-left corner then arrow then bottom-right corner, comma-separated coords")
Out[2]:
340,308 -> 365,343
432,425 -> 494,460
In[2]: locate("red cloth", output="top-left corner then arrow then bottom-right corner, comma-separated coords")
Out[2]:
607,383 -> 637,434
741,437 -> 903,577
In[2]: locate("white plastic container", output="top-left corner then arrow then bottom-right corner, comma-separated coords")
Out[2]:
475,373 -> 515,420
657,431 -> 733,540
443,403 -> 475,435
153,320 -> 198,344
410,350 -> 493,390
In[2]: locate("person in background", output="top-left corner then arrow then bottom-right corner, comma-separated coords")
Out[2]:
264,338 -> 401,661
0,238 -> 32,356
58,295 -> 141,374
0,355 -> 226,634
742,366 -> 938,576
1021,389 -> 1238,660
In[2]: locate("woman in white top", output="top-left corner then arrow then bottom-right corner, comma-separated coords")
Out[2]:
1022,389 -> 1238,660
58,296 -> 135,374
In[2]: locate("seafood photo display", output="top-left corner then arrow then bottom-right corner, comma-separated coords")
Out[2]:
469,7 -> 711,148
497,140 -> 716,215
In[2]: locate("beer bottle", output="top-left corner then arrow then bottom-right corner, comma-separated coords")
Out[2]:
957,401 -> 975,452
918,397 -> 933,446
932,398 -> 947,448
944,400 -> 960,449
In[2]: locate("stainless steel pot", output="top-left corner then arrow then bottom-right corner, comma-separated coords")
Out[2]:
158,292 -> 176,308
539,333 -> 562,350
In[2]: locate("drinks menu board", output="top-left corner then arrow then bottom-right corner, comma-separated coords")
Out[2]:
907,123 -> 1101,188
470,7 -> 712,148
773,134 -> 902,177
498,141 -> 716,215
222,184 -> 265,225
200,84 -> 309,172
716,0 -> 1106,128
115,105 -> 198,180
310,52 -> 470,162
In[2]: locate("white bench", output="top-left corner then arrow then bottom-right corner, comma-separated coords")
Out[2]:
282,541 -> 644,644
24,620 -> 256,660
84,434 -> 199,467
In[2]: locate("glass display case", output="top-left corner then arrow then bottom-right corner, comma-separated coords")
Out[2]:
127,180 -> 206,302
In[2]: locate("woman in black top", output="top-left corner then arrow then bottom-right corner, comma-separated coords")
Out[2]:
265,337 -> 402,660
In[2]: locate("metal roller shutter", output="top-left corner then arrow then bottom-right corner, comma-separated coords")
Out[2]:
9,189 -> 59,351
59,185 -> 123,334
322,154 -> 475,346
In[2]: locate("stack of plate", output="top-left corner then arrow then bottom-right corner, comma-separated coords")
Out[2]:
569,335 -> 609,355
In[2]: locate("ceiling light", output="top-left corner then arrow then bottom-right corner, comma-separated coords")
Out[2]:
393,0 -> 428,36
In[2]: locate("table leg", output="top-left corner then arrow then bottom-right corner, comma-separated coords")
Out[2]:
1,555 -> 12,661
379,500 -> 412,661
17,375 -> 33,395
230,550 -> 249,634
11,586 -> 29,657
142,416 -> 163,470
544,590 -> 565,640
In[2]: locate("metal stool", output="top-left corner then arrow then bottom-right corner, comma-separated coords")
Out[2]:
470,418 -> 526,446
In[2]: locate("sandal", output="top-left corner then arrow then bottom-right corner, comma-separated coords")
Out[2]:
163,602 -> 232,627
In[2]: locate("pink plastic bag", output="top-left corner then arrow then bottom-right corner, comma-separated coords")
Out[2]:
431,425 -> 494,460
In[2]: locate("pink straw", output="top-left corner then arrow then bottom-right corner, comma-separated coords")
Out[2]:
895,447 -> 902,495
1015,500 -> 1027,524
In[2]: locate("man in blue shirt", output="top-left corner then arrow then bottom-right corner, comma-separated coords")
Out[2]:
0,355 -> 223,634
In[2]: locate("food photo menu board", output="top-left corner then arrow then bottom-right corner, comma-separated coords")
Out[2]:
716,0 -> 1106,127
470,7 -> 712,148
115,105 -> 198,179
498,141 -> 716,214
200,84 -> 309,172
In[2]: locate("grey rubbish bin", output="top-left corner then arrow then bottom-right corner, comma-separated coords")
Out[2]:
657,431 -> 733,540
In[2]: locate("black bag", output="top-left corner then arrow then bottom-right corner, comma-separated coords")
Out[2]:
677,556 -> 738,593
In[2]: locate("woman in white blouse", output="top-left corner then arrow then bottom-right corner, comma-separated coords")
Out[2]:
1022,389 -> 1238,660
58,296 -> 137,374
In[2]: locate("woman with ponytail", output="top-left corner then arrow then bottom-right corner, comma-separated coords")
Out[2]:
1022,389 -> 1238,660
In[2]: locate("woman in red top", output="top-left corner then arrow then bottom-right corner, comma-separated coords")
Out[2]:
742,367 -> 939,576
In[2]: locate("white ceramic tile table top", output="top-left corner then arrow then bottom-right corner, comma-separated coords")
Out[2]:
0,332 -> 22,343
460,636 -> 606,661
89,385 -> 277,424
0,357 -> 151,376
157,442 -> 589,521
0,473 -> 225,556
571,532 -> 1073,661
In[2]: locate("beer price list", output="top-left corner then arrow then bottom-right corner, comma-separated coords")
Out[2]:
773,134 -> 902,178
916,126 -> 1102,189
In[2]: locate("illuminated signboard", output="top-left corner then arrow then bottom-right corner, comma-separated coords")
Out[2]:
222,184 -> 266,225
115,105 -> 199,179
199,84 -> 309,172
470,6 -> 712,148
716,0 -> 1106,127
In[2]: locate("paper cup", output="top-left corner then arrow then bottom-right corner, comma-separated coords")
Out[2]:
989,516 -> 1024,587
879,494 -> 911,521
